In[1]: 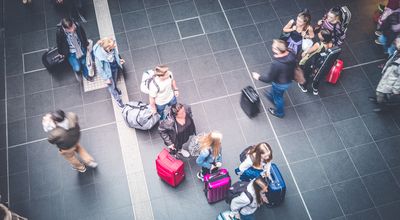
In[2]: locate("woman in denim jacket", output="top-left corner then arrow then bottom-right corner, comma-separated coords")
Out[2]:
196,131 -> 223,181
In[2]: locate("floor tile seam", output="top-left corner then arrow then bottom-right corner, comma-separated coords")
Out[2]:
21,48 -> 48,56
24,68 -> 48,75
344,207 -> 381,219
343,58 -> 385,71
217,1 -> 312,219
2,29 -> 10,204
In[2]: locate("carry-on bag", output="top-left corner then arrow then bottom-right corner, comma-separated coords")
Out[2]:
155,148 -> 185,187
204,168 -> 231,203
240,86 -> 260,118
122,101 -> 160,130
265,163 -> 286,207
42,47 -> 65,70
326,59 -> 344,84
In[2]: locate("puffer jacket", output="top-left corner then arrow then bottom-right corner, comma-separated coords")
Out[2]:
158,105 -> 196,148
377,51 -> 400,94
47,112 -> 80,150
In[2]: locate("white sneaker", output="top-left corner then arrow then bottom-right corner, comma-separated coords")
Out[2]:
178,149 -> 190,158
86,161 -> 98,168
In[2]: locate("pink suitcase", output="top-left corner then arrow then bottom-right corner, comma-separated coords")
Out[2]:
203,168 -> 231,203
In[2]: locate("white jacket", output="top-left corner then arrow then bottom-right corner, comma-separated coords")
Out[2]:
230,180 -> 259,215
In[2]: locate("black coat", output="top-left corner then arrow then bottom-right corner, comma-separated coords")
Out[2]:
259,52 -> 296,84
56,21 -> 89,56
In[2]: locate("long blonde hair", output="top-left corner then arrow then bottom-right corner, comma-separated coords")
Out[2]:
198,131 -> 222,158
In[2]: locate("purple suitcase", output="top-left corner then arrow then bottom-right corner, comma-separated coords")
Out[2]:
203,168 -> 231,203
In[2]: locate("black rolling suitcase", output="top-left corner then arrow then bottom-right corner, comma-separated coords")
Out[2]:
42,47 -> 65,70
240,86 -> 260,117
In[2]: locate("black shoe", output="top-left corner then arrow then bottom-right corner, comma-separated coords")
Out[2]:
116,100 -> 125,108
84,76 -> 95,82
115,88 -> 122,95
298,83 -> 307,93
312,88 -> 319,96
268,108 -> 284,118
373,107 -> 383,112
368,97 -> 377,102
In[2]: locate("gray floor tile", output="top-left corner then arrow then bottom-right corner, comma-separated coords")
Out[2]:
115,32 -> 129,53
122,10 -> 149,31
27,140 -> 61,172
103,206 -> 135,220
220,0 -> 245,10
319,150 -> 358,184
8,119 -> 27,146
80,20 -> 100,40
238,113 -> 275,144
112,14 -> 125,34
51,66 -> 78,88
29,192 -> 66,220
177,18 -> 203,38
119,0 -> 145,13
53,83 -> 83,109
349,40 -> 386,64
296,0 -> 325,12
170,0 -> 198,20
176,80 -> 200,104
295,100 -> 331,130
144,0 -> 168,8
82,88 -> 111,105
194,0 -> 222,15
9,200 -> 30,219
248,2 -> 277,23
167,59 -> 193,82
7,96 -> 26,123
257,19 -> 283,42
0,149 -> 6,177
63,184 -> 102,220
188,54 -> 220,79
182,35 -> 212,58
0,176 -> 8,203
6,53 -> 23,76
0,124 -> 6,149
221,69 -> 253,94
225,7 -> 254,28
348,88 -> 377,115
269,107 -> 303,136
362,113 -> 400,141
334,117 -> 373,148
271,0 -> 300,18
362,170 -> 400,206
131,46 -> 160,70
8,145 -> 28,175
207,30 -> 237,52
307,124 -> 345,155
9,171 -> 29,203
108,0 -> 121,14
345,18 -> 377,44
348,143 -> 387,176
302,186 -> 343,220
208,118 -> 246,150
29,164 -> 62,199
0,101 -> 4,125
202,97 -> 235,124
25,90 -> 54,117
287,83 -> 320,105
322,94 -> 358,122
233,25 -> 263,47
291,157 -> 329,192
363,62 -> 383,89
272,194 -> 309,220
376,136 -> 400,168
241,43 -> 271,67
84,100 -> 115,127
391,166 -> 400,185
332,178 -> 374,215
279,131 -> 315,163
157,40 -> 186,64
346,208 -> 381,220
339,67 -> 372,92
26,115 -> 48,141
378,200 -> 400,220
200,12 -> 229,34
229,93 -> 250,120
6,74 -> 24,99
195,74 -> 228,99
318,81 -> 347,98
147,5 -> 174,26
152,22 -> 180,44
21,30 -> 48,53
24,69 -> 53,95
337,43 -> 359,67
214,49 -> 245,73
95,180 -> 132,212
120,51 -> 136,73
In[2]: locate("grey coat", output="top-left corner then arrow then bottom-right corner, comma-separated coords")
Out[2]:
377,51 -> 400,94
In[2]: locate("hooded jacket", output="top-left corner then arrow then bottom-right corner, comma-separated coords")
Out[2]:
93,43 -> 122,80
56,21 -> 88,57
259,52 -> 296,84
47,112 -> 81,150
377,50 -> 400,94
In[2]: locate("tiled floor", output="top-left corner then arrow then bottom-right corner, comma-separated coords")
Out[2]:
1,0 -> 400,220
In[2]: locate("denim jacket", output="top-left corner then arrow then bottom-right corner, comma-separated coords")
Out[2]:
196,147 -> 222,169
93,43 -> 122,80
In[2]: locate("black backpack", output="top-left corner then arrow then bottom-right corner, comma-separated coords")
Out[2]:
239,146 -> 254,163
225,181 -> 253,205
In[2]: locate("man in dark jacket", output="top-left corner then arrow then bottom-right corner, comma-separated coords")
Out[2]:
56,18 -> 91,81
252,39 -> 296,118
42,110 -> 97,172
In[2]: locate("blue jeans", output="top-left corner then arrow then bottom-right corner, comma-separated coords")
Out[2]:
240,213 -> 255,220
156,96 -> 177,119
266,82 -> 291,117
67,52 -> 89,78
107,61 -> 121,103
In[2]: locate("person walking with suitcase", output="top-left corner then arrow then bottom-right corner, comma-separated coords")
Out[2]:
56,18 -> 92,81
159,103 -> 195,158
93,37 -> 125,108
230,177 -> 270,220
146,65 -> 179,120
252,39 -> 296,118
195,131 -> 223,181
42,110 -> 97,173
235,142 -> 273,182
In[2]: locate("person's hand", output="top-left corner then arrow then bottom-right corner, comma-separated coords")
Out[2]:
289,19 -> 295,24
252,72 -> 260,80
120,59 -> 125,65
317,20 -> 323,26
104,79 -> 112,85
216,162 -> 222,168
174,90 -> 179,97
